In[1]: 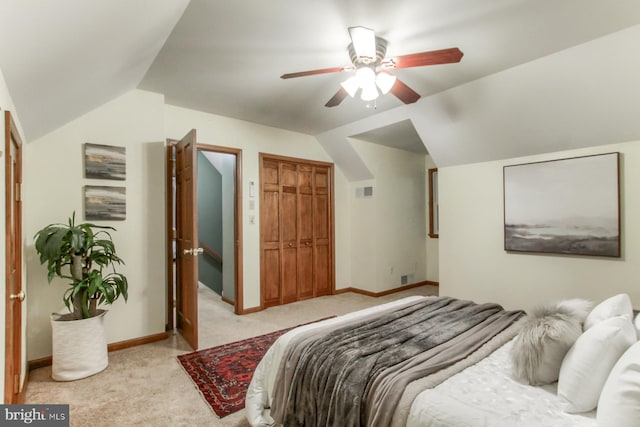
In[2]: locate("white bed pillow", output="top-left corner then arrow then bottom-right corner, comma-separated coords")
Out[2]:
634,312 -> 640,340
596,341 -> 640,427
557,315 -> 636,413
510,299 -> 589,385
583,294 -> 633,331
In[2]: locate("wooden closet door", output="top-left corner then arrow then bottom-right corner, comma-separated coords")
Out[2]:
314,166 -> 332,296
297,165 -> 314,299
280,163 -> 298,304
261,160 -> 281,307
260,155 -> 334,308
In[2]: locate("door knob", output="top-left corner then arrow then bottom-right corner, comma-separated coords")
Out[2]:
183,248 -> 193,255
10,290 -> 25,302
194,248 -> 204,256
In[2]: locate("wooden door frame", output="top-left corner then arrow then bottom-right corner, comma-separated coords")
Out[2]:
4,110 -> 24,403
166,140 -> 244,329
258,152 -> 335,308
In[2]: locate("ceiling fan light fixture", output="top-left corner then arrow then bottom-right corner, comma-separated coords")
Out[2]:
375,71 -> 396,94
348,26 -> 376,62
360,81 -> 379,101
355,66 -> 376,87
340,76 -> 359,98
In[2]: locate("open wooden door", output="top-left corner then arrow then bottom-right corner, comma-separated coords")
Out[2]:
4,111 -> 24,403
175,130 -> 199,349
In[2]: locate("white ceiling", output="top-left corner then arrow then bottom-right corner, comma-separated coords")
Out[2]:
1,0 -> 640,155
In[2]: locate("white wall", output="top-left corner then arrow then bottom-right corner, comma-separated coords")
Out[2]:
25,90 -> 166,360
439,141 -> 640,312
349,139 -> 428,292
164,105 -> 351,309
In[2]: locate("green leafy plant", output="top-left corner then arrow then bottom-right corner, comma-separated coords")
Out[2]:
34,212 -> 128,320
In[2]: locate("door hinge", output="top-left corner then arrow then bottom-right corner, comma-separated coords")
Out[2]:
15,182 -> 21,202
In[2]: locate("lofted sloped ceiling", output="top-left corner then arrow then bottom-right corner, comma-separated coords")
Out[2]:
0,0 -> 190,141
1,0 -> 640,169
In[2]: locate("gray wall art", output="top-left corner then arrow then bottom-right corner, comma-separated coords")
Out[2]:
85,185 -> 126,221
85,143 -> 126,180
503,152 -> 620,257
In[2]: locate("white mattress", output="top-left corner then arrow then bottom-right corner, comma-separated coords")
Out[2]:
407,340 -> 597,427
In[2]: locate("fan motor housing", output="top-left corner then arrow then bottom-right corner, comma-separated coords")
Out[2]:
348,37 -> 387,66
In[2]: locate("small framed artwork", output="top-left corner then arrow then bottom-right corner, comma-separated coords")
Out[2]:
85,143 -> 126,180
503,152 -> 620,257
85,186 -> 126,221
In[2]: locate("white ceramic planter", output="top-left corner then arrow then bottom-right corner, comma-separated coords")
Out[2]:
50,309 -> 108,381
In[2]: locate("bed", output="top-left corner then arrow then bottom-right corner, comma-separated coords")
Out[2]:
245,294 -> 640,427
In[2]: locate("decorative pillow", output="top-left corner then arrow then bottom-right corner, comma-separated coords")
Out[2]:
556,298 -> 593,324
583,294 -> 633,331
596,341 -> 640,427
557,315 -> 636,413
511,300 -> 589,385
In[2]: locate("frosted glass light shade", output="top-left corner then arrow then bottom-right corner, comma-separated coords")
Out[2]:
340,76 -> 359,98
360,82 -> 379,101
356,66 -> 376,86
376,71 -> 397,94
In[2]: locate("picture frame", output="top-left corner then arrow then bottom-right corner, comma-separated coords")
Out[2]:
503,152 -> 620,257
84,185 -> 126,221
428,168 -> 439,238
84,143 -> 126,180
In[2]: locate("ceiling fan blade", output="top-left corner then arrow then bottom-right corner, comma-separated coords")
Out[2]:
390,79 -> 421,104
325,87 -> 349,108
281,66 -> 347,79
391,47 -> 463,69
348,26 -> 376,60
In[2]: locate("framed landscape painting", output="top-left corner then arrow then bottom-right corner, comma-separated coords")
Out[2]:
503,152 -> 620,257
85,143 -> 126,180
85,186 -> 126,221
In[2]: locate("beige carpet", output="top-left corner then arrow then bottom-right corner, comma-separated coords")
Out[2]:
25,285 -> 438,426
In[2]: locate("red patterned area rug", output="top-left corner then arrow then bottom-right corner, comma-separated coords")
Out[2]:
177,317 -> 334,418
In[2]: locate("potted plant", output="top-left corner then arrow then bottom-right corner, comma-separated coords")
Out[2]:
34,212 -> 128,381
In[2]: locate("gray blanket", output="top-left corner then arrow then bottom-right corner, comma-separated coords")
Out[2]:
270,296 -> 524,427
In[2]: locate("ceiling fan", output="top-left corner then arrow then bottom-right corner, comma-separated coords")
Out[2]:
280,26 -> 463,107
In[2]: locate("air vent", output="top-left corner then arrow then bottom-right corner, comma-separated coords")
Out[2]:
401,275 -> 408,285
355,186 -> 374,198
